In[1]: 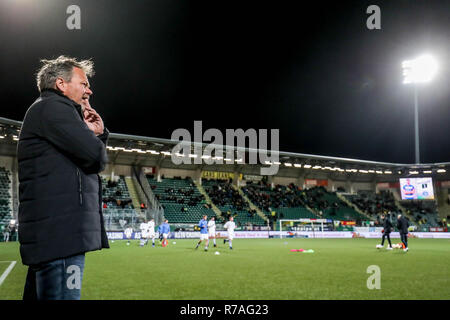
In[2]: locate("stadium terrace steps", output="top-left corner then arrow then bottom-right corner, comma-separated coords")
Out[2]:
124,177 -> 144,216
393,198 -> 416,225
233,185 -> 269,223
268,206 -> 319,220
147,177 -> 215,224
202,179 -> 267,226
195,180 -> 222,218
390,190 -> 420,226
241,183 -> 320,221
436,190 -> 450,221
300,202 -> 322,218
336,193 -> 372,220
306,187 -> 367,221
400,200 -> 440,228
101,176 -> 139,230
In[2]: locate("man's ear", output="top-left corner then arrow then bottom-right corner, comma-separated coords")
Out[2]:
55,77 -> 66,93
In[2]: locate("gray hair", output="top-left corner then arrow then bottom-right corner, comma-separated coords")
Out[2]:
36,55 -> 95,92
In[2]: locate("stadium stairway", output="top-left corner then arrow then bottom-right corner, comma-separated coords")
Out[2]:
195,180 -> 223,218
436,189 -> 450,222
393,197 -> 417,226
233,185 -> 269,223
336,193 -> 372,221
298,201 -> 320,218
124,177 -> 144,218
388,189 -> 418,226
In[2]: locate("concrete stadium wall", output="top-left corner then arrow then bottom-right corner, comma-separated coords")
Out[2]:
272,176 -> 299,186
158,168 -> 196,179
0,156 -> 14,171
329,180 -> 348,192
350,182 -> 375,193
103,164 -> 133,179
303,172 -> 330,180
435,185 -> 450,219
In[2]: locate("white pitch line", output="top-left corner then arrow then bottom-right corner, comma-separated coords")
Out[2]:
0,261 -> 17,287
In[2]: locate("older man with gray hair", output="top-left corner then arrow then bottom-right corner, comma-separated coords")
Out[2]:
17,55 -> 109,300
397,214 -> 410,252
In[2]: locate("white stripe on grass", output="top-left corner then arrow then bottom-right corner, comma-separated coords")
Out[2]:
0,261 -> 16,286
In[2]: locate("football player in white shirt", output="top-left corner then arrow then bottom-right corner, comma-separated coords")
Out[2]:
208,216 -> 217,248
124,226 -> 133,246
223,216 -> 236,250
139,220 -> 148,247
147,218 -> 156,247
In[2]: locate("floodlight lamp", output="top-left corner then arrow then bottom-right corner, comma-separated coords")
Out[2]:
402,54 -> 438,84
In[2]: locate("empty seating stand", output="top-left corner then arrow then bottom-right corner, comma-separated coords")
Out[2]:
203,179 -> 266,226
400,200 -> 440,229
242,182 -> 319,221
344,190 -> 402,219
270,207 -> 318,220
305,186 -> 366,221
101,176 -> 139,229
147,176 -> 215,223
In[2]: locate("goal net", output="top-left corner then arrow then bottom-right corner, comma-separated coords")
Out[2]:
279,219 -> 330,239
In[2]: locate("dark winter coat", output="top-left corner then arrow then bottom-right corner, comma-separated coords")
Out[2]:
17,89 -> 109,265
383,218 -> 393,233
397,216 -> 410,234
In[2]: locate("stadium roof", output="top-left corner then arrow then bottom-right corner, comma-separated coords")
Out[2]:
1,117 -> 449,180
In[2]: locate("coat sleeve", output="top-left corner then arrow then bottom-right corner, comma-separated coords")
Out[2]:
97,127 -> 109,146
40,98 -> 108,173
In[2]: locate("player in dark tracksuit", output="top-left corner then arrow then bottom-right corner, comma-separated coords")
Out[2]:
397,214 -> 409,252
379,214 -> 393,249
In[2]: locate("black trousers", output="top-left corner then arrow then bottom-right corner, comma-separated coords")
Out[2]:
400,232 -> 408,248
381,232 -> 392,246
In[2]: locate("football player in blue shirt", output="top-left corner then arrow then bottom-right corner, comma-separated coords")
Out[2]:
195,215 -> 209,251
160,219 -> 170,247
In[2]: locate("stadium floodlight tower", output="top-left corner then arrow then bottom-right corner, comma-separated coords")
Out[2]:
402,54 -> 438,164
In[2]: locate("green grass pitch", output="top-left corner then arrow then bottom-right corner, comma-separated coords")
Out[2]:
0,238 -> 449,300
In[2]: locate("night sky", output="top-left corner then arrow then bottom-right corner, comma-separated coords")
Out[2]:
0,0 -> 449,164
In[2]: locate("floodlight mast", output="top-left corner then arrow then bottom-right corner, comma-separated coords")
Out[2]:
402,54 -> 438,164
414,85 -> 419,164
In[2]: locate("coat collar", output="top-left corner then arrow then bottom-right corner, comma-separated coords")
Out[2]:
40,88 -> 84,119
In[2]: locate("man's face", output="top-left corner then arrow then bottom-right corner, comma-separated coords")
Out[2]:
58,67 -> 93,106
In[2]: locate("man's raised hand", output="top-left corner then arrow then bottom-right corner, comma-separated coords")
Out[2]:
82,99 -> 104,136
